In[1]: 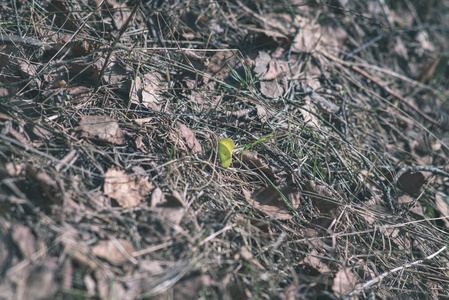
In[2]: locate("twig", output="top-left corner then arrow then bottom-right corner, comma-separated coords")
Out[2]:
392,166 -> 449,184
97,0 -> 142,97
322,52 -> 441,126
344,245 -> 447,299
385,165 -> 449,212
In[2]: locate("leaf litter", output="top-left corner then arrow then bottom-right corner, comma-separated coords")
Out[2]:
1,0 -> 449,299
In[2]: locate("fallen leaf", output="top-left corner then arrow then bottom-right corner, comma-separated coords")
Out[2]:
417,57 -> 442,83
435,193 -> 449,228
178,123 -> 202,154
157,274 -> 216,300
11,225 -> 36,259
304,180 -> 340,215
243,185 -> 300,220
255,104 -> 268,123
254,51 -> 271,78
240,151 -> 276,178
261,59 -> 284,80
332,268 -> 358,296
92,239 -> 135,266
103,168 -> 154,208
291,23 -> 321,53
141,72 -> 165,111
239,246 -> 265,270
18,259 -> 58,300
384,171 -> 425,195
150,187 -> 165,207
300,250 -> 331,275
254,51 -> 284,99
76,115 -> 125,144
26,165 -> 64,205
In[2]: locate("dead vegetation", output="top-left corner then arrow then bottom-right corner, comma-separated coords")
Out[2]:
1,0 -> 449,299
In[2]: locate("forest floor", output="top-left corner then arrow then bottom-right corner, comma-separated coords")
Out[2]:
1,0 -> 449,299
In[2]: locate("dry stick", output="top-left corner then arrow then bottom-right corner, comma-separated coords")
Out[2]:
344,245 -> 447,299
96,0 -> 142,102
385,166 -> 449,211
322,52 -> 441,126
392,165 -> 449,184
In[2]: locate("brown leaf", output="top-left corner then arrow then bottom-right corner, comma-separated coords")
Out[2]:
76,115 -> 125,145
239,246 -> 265,271
26,165 -> 64,205
178,123 -> 202,154
157,274 -> 216,300
150,187 -> 165,207
291,23 -> 321,53
332,268 -> 358,296
64,86 -> 92,104
17,259 -> 58,300
417,57 -> 443,83
254,51 -> 271,78
304,180 -> 340,215
240,151 -> 276,178
243,185 -> 300,220
103,168 -> 154,208
11,225 -> 36,259
141,73 -> 165,111
384,171 -> 425,195
435,193 -> 449,228
300,249 -> 331,275
255,104 -> 268,123
92,239 -> 135,266
152,207 -> 185,225
261,59 -> 284,80
204,51 -> 242,87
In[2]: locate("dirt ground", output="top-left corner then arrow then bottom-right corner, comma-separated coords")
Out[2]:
1,0 -> 449,299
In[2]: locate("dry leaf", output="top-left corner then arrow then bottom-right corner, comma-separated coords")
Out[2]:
240,151 -> 276,178
291,24 -> 321,53
150,187 -> 165,207
157,274 -> 216,300
332,268 -> 358,296
26,165 -> 64,205
103,168 -> 154,208
17,260 -> 58,300
254,51 -> 284,99
141,73 -> 165,111
384,171 -> 425,195
243,185 -> 300,220
65,86 -> 92,104
76,115 -> 125,144
92,239 -> 135,266
11,225 -> 36,259
204,51 -> 241,86
254,51 -> 271,78
239,246 -> 265,271
178,123 -> 202,154
304,180 -> 340,215
261,59 -> 284,80
153,207 -> 185,225
140,260 -> 164,275
255,104 -> 268,123
435,193 -> 449,228
300,250 -> 331,274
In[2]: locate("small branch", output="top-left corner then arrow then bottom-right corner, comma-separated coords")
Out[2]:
344,245 -> 447,299
392,166 -> 449,184
322,52 -> 441,126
